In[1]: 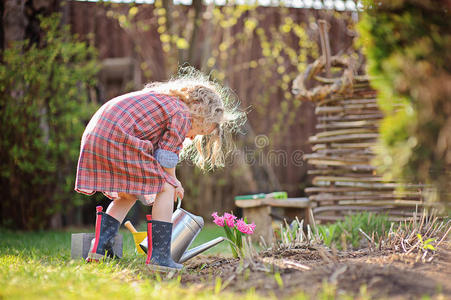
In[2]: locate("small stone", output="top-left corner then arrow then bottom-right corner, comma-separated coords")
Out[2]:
70,233 -> 123,260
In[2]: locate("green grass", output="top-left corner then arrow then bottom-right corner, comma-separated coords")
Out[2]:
0,223 -> 374,299
0,225 -> 264,300
315,212 -> 391,249
189,225 -> 233,255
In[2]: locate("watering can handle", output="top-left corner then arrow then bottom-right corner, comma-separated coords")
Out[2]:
176,197 -> 182,209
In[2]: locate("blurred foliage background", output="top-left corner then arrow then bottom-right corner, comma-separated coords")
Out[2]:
2,0 -> 448,230
67,0 -> 356,226
358,0 -> 451,207
0,0 -> 357,229
0,13 -> 99,229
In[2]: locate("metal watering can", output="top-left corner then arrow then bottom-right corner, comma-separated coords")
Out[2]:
139,199 -> 224,263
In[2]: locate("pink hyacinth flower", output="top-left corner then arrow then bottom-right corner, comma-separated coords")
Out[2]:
211,212 -> 225,227
224,212 -> 237,228
235,219 -> 249,234
236,219 -> 256,235
247,222 -> 256,234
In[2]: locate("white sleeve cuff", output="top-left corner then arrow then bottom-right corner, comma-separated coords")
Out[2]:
155,148 -> 179,168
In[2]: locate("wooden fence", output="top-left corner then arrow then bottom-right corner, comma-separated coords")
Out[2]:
293,54 -> 425,222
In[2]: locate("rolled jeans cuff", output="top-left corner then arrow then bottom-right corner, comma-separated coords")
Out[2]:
155,148 -> 179,168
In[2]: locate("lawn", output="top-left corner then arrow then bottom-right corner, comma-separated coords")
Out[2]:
0,225 -> 264,300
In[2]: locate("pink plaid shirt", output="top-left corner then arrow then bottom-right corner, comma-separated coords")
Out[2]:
75,90 -> 191,205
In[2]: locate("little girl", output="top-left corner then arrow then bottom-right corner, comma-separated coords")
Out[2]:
75,68 -> 243,271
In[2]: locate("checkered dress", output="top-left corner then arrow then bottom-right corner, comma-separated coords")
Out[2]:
75,90 -> 191,205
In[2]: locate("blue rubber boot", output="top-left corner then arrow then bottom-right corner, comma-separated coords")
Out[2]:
87,206 -> 121,262
147,220 -> 183,272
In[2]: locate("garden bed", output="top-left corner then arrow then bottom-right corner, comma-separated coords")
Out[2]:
1,217 -> 449,299
181,244 -> 451,299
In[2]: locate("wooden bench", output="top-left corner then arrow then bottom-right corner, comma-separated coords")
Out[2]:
235,197 -> 315,244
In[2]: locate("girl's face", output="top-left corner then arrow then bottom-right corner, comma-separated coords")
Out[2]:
186,118 -> 217,139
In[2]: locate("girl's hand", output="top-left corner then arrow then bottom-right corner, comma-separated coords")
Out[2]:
173,177 -> 182,187
174,184 -> 184,202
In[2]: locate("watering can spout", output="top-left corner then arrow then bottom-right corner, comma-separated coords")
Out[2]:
179,236 -> 225,263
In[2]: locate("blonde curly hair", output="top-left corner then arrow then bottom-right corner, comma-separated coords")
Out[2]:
145,67 -> 246,170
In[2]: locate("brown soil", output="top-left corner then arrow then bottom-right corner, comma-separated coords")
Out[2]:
181,244 -> 451,299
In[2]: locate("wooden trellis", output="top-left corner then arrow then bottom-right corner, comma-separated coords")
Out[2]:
292,26 -> 425,221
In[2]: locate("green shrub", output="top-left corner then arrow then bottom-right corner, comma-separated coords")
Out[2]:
0,14 -> 99,229
358,1 -> 451,206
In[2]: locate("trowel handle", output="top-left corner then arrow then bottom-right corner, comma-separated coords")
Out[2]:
124,220 -> 138,233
